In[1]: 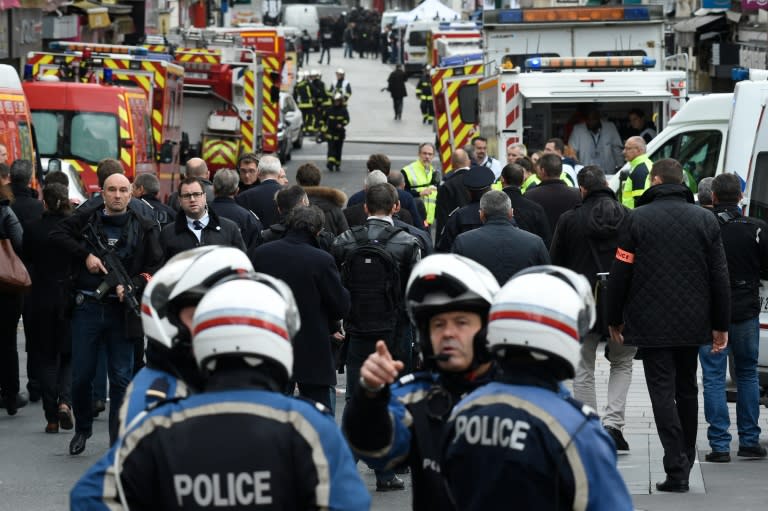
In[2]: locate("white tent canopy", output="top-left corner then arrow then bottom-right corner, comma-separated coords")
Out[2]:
395,0 -> 461,27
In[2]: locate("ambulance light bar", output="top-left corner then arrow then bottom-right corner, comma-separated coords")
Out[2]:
437,21 -> 481,30
49,41 -> 148,56
525,56 -> 656,70
491,5 -> 661,24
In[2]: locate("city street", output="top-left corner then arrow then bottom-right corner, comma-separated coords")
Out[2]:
2,47 -> 768,511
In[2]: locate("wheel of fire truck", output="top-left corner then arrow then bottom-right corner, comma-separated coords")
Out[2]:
293,130 -> 304,149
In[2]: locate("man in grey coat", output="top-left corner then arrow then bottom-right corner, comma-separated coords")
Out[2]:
451,190 -> 549,285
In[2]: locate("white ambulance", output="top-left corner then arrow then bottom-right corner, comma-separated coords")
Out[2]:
478,57 -> 687,167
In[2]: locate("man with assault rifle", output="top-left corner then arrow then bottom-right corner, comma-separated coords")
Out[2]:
51,173 -> 163,456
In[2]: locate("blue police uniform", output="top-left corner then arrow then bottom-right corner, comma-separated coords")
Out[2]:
72,386 -> 370,511
443,381 -> 633,510
345,370 -> 491,510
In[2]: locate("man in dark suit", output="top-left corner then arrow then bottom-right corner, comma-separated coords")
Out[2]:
236,154 -> 283,227
435,149 -> 471,243
249,206 -> 350,411
500,163 -> 552,247
452,190 -> 549,285
524,153 -> 581,233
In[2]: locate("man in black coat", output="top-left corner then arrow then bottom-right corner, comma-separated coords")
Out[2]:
435,149 -> 471,243
236,155 -> 283,227
167,158 -> 214,212
209,169 -> 263,249
607,158 -> 731,493
132,173 -> 176,227
9,159 -> 42,227
160,177 -> 246,261
500,162 -> 552,247
8,159 -> 43,403
524,153 -> 581,234
249,206 -> 350,411
452,190 -> 548,285
550,165 -> 635,452
386,65 -> 407,120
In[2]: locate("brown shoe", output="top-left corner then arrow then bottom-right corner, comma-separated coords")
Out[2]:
45,423 -> 59,434
58,404 -> 74,430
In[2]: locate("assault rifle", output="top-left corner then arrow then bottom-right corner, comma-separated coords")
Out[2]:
82,223 -> 141,316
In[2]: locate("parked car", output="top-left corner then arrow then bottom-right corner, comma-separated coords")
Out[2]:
277,92 -> 303,162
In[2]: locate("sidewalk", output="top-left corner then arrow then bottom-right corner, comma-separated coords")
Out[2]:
585,342 -> 768,496
314,48 -> 435,145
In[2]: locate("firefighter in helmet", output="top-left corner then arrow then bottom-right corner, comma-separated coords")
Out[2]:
321,92 -> 350,173
416,65 -> 434,125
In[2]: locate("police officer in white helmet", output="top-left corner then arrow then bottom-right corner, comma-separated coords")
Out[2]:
91,273 -> 370,510
343,253 -> 500,506
441,265 -> 633,510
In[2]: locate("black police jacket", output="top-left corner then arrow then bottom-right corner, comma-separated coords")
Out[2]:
607,183 -> 731,347
712,204 -> 768,322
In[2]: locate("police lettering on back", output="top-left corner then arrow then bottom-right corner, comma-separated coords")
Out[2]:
173,471 -> 272,507
453,414 -> 530,450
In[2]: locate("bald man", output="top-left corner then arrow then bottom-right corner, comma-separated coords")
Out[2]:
435,148 -> 472,244
50,172 -> 163,456
168,157 -> 215,211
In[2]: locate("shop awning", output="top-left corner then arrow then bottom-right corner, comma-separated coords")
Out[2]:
673,14 -> 724,33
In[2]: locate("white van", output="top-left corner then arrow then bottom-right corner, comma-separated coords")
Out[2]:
403,20 -> 439,75
282,4 -> 320,50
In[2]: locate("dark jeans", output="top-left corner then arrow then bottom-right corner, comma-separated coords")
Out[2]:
287,381 -> 332,412
93,344 -> 107,402
318,47 -> 330,64
40,351 -> 72,424
392,98 -> 403,118
0,293 -> 23,400
642,346 -> 699,480
71,300 -> 134,443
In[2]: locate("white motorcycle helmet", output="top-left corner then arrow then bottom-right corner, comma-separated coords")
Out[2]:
141,246 -> 254,349
405,254 -> 500,369
487,265 -> 596,379
192,274 -> 301,381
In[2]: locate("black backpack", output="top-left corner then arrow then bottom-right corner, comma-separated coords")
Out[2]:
341,225 -> 403,336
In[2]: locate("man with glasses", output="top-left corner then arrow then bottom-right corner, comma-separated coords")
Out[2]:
159,177 -> 246,261
237,153 -> 260,193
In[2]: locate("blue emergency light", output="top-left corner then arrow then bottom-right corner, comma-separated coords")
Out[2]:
732,67 -> 750,82
497,10 -> 523,23
23,64 -> 33,81
103,68 -> 113,83
440,53 -> 484,67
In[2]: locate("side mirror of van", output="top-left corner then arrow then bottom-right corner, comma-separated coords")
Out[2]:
159,141 -> 174,164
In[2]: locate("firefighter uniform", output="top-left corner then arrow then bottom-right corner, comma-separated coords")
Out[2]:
329,68 -> 352,104
416,71 -> 434,124
323,96 -> 349,172
310,73 -> 331,134
294,73 -> 316,134
622,153 -> 653,209
403,159 -> 440,226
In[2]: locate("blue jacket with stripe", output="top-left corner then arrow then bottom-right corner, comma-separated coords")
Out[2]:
72,379 -> 370,511
442,381 -> 633,511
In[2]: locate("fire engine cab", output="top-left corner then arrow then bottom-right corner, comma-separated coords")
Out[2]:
173,30 -> 264,174
0,64 -> 36,176
25,43 -> 184,200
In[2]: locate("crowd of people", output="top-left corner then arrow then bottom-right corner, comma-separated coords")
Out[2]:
0,123 -> 764,508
